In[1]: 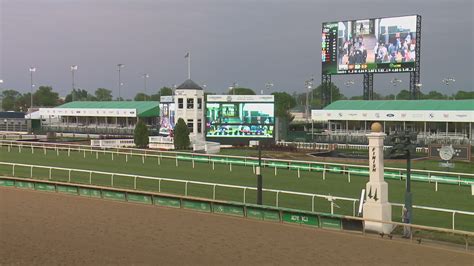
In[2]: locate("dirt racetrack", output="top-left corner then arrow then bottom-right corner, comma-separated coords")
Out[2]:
1,187 -> 472,265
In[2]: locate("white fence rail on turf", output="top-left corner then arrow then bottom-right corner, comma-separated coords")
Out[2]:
276,141 -> 429,153
0,140 -> 473,188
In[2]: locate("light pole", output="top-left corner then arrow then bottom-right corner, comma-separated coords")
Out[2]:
0,79 -> 3,111
390,78 -> 402,100
29,67 -> 36,109
117,64 -> 125,100
442,77 -> 455,99
71,65 -> 78,101
304,78 -> 314,122
263,82 -> 273,95
142,74 -> 149,100
415,83 -> 422,100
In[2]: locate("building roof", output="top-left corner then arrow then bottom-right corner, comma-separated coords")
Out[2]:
176,79 -> 203,90
324,100 -> 474,111
55,101 -> 160,117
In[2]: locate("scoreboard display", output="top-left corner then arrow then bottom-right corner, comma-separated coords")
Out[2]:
322,15 -> 420,75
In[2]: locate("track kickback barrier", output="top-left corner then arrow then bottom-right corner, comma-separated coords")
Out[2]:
1,176 -> 473,251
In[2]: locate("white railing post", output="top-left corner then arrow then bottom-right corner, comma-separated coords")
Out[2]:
331,201 -> 334,214
213,184 -> 216,200
276,191 -> 279,207
89,171 -> 92,184
185,181 -> 188,196
353,200 -> 356,216
158,179 -> 161,193
312,195 -> 315,212
48,168 -> 51,180
68,170 -> 71,182
111,174 -> 114,187
30,166 -> 33,178
134,176 -> 137,189
452,212 -> 456,230
243,187 -> 246,204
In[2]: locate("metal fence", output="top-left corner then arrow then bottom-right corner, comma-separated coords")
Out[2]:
0,161 -> 472,231
0,140 -> 472,188
1,175 -> 473,251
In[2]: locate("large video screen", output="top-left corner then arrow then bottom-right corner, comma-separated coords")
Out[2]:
322,15 -> 419,75
205,96 -> 274,139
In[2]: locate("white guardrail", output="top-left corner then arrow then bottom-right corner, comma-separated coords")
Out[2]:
0,161 -> 472,231
0,140 -> 473,187
276,140 -> 429,153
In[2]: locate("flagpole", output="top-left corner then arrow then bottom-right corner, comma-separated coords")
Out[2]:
188,52 -> 191,79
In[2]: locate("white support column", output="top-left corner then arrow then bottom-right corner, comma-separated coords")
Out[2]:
446,122 -> 448,137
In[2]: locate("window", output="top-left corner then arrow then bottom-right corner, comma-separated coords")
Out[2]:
197,98 -> 202,109
178,98 -> 184,109
187,119 -> 194,133
197,119 -> 202,133
187,98 -> 194,109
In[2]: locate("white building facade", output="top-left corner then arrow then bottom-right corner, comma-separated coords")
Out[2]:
174,79 -> 205,141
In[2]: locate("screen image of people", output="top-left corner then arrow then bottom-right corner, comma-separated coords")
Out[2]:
206,102 -> 274,138
337,20 -> 376,70
335,15 -> 417,73
375,16 -> 416,64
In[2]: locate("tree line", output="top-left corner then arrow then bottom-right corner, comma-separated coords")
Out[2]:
0,86 -> 174,112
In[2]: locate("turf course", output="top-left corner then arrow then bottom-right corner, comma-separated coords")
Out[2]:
0,145 -> 472,231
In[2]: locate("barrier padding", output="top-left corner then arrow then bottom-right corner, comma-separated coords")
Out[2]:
127,193 -> 152,204
282,211 -> 318,226
35,183 -> 56,192
154,196 -> 181,208
213,203 -> 244,217
57,185 -> 78,195
102,190 -> 126,201
0,179 -> 15,187
182,199 -> 211,212
79,188 -> 102,198
15,181 -> 35,189
247,207 -> 280,221
320,217 -> 342,230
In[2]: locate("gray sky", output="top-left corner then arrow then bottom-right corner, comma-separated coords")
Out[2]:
1,0 -> 473,98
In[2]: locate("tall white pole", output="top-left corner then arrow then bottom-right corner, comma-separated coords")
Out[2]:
188,52 -> 191,79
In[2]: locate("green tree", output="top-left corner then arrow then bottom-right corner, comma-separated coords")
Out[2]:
1,90 -> 22,111
34,86 -> 59,106
309,82 -> 345,108
173,118 -> 190,150
228,87 -> 256,95
150,87 -> 173,101
133,120 -> 149,148
422,91 -> 446,100
65,89 -> 96,102
95,88 -> 113,101
453,90 -> 474,100
272,92 -> 296,121
134,93 -> 149,101
395,89 -> 411,100
349,95 -> 364,100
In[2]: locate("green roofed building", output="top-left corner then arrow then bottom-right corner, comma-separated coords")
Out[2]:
38,101 -> 160,135
311,100 -> 473,145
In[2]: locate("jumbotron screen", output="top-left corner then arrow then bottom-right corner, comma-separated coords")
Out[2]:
205,95 -> 274,139
322,15 -> 420,75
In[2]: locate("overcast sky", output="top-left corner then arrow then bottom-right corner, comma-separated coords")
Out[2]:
1,0 -> 473,98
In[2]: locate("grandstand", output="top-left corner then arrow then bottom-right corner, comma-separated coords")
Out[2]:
38,101 -> 160,135
311,100 -> 474,145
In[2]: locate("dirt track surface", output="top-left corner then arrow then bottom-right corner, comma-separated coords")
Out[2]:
1,188 -> 472,265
